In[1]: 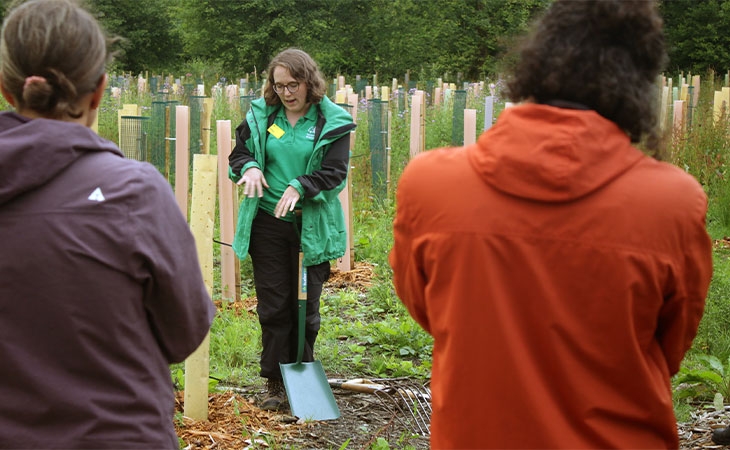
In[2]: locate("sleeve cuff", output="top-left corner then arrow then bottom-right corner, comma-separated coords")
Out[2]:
289,178 -> 305,197
228,166 -> 241,183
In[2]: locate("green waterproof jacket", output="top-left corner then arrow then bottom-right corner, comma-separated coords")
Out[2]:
228,96 -> 356,266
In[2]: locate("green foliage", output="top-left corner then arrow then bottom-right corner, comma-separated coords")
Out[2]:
426,0 -> 550,78
0,93 -> 12,112
83,0 -> 551,80
170,364 -> 220,393
3,0 -> 730,79
180,58 -> 228,96
675,355 -> 730,408
660,0 -> 730,73
319,288 -> 433,380
96,88 -> 120,144
208,308 -> 262,386
352,205 -> 395,269
690,249 -> 730,359
370,437 -> 393,450
89,0 -> 182,73
171,0 -> 302,78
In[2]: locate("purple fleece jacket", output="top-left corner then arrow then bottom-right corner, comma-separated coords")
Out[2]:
0,112 -> 215,449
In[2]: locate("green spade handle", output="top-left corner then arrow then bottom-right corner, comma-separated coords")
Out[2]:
296,251 -> 307,364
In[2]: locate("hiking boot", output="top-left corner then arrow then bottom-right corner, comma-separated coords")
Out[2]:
261,378 -> 287,411
713,427 -> 730,445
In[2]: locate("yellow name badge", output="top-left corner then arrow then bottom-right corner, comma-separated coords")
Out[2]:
267,124 -> 285,139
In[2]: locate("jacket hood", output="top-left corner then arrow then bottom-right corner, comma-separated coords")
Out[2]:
468,104 -> 645,202
0,112 -> 122,206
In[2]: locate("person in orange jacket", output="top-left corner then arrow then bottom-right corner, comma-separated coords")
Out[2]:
389,1 -> 713,448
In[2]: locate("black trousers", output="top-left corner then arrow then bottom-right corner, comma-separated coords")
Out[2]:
248,210 -> 330,380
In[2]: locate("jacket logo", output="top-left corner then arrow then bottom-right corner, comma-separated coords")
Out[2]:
88,187 -> 105,202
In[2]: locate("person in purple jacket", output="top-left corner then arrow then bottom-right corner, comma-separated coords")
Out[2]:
0,0 -> 216,448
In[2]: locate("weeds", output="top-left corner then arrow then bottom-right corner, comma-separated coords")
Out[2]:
675,354 -> 730,406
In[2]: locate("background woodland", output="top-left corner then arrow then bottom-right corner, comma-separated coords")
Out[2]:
2,0 -> 728,82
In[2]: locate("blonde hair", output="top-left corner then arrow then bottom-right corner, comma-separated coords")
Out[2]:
0,0 -> 112,119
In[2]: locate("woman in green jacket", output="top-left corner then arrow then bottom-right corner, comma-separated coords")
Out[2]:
228,48 -> 355,411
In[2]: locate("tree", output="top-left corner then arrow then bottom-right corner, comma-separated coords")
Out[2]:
90,0 -> 182,73
660,0 -> 730,74
173,0 -> 310,78
5,0 -> 730,80
171,0 -> 549,82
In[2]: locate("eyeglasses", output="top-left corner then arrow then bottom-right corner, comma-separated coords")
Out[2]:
273,82 -> 300,94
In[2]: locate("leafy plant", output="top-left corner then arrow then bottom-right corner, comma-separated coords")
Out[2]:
674,354 -> 730,406
370,437 -> 392,450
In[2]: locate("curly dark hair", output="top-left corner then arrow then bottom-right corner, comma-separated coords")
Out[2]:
263,48 -> 327,106
505,0 -> 667,154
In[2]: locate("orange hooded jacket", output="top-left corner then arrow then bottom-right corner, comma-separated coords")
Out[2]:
390,103 -> 713,449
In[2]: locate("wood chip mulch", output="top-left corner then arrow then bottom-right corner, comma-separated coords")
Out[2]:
679,406 -> 730,449
326,261 -> 375,292
214,261 -> 377,316
174,391 -> 316,449
714,237 -> 730,249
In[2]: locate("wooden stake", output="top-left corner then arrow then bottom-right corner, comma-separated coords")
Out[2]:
409,91 -> 422,159
680,84 -> 688,102
692,75 -> 701,107
464,109 -> 477,145
714,90 -> 724,124
175,105 -> 190,218
419,92 -> 425,155
673,100 -> 685,136
91,110 -> 99,134
165,105 -> 171,180
217,120 -> 236,302
336,94 -> 359,271
484,96 -> 494,131
231,139 -> 241,302
660,86 -> 669,131
202,98 -> 214,154
184,153 -> 217,421
386,110 -> 392,196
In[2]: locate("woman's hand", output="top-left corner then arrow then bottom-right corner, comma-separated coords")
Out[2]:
237,167 -> 268,198
274,186 -> 301,218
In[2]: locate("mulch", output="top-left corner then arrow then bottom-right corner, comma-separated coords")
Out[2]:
175,390 -> 299,449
